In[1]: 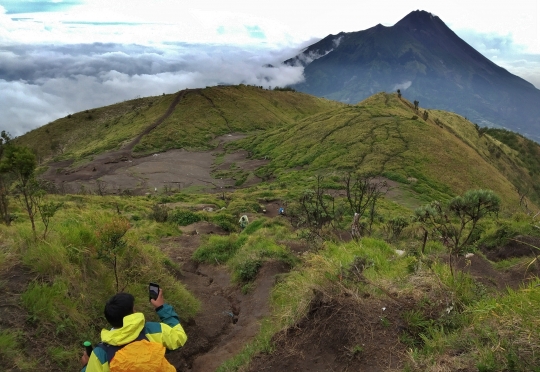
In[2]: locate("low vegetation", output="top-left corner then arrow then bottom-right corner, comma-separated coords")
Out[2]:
0,193 -> 200,370
3,87 -> 540,371
15,85 -> 344,163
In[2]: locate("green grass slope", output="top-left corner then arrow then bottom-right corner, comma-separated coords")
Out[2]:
15,85 -> 344,162
429,110 -> 540,206
133,85 -> 345,154
14,86 -> 540,210
15,94 -> 175,161
235,92 -> 539,210
4,88 -> 540,371
483,128 -> 540,203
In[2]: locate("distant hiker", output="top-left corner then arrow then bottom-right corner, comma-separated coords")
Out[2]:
239,215 -> 249,229
80,289 -> 187,372
278,207 -> 285,216
351,213 -> 361,241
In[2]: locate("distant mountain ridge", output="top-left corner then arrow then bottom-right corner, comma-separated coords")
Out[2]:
285,10 -> 540,141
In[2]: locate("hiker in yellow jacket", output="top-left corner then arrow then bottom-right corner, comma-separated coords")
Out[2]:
81,289 -> 187,372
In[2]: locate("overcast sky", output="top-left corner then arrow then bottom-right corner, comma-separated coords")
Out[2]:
1,0 -> 539,137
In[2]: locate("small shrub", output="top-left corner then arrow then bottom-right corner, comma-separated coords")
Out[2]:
384,216 -> 409,241
234,174 -> 248,186
0,330 -> 19,360
159,196 -> 173,203
193,235 -> 246,263
242,219 -> 265,235
382,171 -> 408,184
237,259 -> 262,282
478,222 -> 516,249
241,282 -> 254,294
96,217 -> 130,292
170,209 -> 201,226
211,213 -> 237,232
149,204 -> 169,222
273,86 -> 296,92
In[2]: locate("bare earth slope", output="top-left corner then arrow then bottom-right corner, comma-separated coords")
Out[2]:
159,220 -> 289,371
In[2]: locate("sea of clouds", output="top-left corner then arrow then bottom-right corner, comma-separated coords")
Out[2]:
2,1 -> 539,138
0,42 -> 305,136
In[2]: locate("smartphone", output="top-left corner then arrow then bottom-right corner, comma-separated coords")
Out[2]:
149,283 -> 160,301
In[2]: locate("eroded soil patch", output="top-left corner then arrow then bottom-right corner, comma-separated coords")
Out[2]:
160,223 -> 289,371
448,252 -> 540,291
247,291 -> 408,372
483,235 -> 540,261
42,134 -> 267,196
0,265 -> 48,371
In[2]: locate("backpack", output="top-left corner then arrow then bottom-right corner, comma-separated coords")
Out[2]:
96,329 -> 175,372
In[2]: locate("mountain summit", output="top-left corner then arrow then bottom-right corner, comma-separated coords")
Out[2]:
286,10 -> 540,140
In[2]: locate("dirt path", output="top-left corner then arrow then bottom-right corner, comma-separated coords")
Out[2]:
159,221 -> 289,371
47,89 -> 194,184
125,89 -> 199,152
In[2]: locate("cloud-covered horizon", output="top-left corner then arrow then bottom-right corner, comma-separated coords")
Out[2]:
0,42 -> 306,137
4,34 -> 540,138
1,0 -> 84,15
2,1 -> 540,138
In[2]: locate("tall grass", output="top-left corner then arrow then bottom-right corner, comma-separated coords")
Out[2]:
0,193 -> 200,371
407,279 -> 540,371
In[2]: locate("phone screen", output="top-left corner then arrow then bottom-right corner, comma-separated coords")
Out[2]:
149,283 -> 159,300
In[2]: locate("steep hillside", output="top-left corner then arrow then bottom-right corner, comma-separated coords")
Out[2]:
236,92 -> 540,209
16,93 -> 175,162
4,88 -> 540,372
286,10 -> 540,141
15,85 -> 344,162
15,85 -> 540,207
132,85 -> 344,155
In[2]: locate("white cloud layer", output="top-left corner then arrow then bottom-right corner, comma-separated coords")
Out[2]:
392,81 -> 412,91
1,1 -> 539,137
0,42 -> 305,136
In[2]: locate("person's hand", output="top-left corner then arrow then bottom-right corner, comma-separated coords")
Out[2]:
81,350 -> 89,366
150,288 -> 165,309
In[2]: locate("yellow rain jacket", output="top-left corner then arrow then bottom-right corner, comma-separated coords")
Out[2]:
81,304 -> 187,372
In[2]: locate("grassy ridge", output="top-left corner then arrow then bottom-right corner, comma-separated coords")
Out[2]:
235,93 -> 528,209
14,86 -> 540,211
432,111 -> 540,205
483,128 -> 540,204
7,87 -> 540,372
133,85 -> 345,154
16,95 -> 175,162
15,85 -> 344,162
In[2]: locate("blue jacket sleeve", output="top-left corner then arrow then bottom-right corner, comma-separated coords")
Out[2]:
145,303 -> 187,350
80,347 -> 108,372
156,304 -> 180,328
